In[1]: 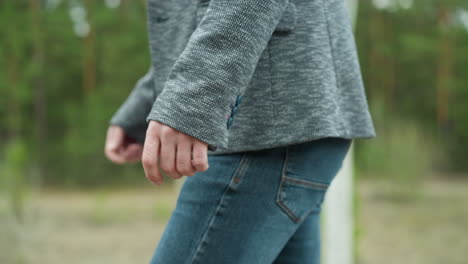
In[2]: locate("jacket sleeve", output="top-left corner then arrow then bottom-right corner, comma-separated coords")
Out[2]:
109,67 -> 155,144
145,0 -> 292,152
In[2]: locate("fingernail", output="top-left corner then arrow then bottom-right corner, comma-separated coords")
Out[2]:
150,179 -> 160,186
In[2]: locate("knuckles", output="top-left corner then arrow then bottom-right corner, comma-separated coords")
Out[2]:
192,159 -> 208,171
176,163 -> 195,176
141,156 -> 155,168
160,125 -> 176,137
160,162 -> 176,174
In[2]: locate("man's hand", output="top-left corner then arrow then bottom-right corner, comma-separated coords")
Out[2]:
105,125 -> 144,164
142,120 -> 210,186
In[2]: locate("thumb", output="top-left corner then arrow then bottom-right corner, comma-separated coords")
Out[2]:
107,125 -> 125,152
105,126 -> 130,164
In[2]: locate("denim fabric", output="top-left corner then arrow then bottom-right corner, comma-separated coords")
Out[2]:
149,137 -> 352,264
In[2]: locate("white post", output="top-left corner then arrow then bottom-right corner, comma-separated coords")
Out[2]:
322,143 -> 355,264
322,1 -> 359,264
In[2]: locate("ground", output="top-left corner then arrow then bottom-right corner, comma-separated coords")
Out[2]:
1,176 -> 467,264
356,176 -> 468,264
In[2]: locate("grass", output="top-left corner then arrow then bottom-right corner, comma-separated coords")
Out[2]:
1,176 -> 468,264
0,185 -> 179,264
356,174 -> 468,264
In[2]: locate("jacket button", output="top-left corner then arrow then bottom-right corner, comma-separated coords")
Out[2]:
227,116 -> 234,129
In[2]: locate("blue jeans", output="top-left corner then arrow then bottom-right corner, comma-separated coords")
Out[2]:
149,137 -> 352,264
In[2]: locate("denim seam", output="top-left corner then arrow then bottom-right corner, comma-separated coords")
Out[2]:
189,152 -> 249,263
231,153 -> 251,186
282,176 -> 329,190
275,147 -> 302,224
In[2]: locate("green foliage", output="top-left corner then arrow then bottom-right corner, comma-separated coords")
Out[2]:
356,0 -> 468,173
1,2 -> 150,187
0,138 -> 29,264
355,96 -> 439,200
1,138 -> 30,222
1,1 -> 468,188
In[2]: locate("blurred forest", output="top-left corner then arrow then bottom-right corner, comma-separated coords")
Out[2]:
1,0 -> 468,189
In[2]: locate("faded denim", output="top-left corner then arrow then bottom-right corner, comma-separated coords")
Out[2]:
149,137 -> 352,264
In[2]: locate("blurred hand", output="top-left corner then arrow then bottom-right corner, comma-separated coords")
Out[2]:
105,125 -> 144,164
142,120 -> 210,186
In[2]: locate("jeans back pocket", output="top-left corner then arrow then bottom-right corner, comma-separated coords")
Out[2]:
275,137 -> 352,223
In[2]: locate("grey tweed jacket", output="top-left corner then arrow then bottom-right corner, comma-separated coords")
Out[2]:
109,0 -> 377,155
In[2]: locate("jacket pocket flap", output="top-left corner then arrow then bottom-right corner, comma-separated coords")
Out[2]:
274,2 -> 297,33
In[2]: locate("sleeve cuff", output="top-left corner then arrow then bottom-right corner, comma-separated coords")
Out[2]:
146,89 -> 229,152
109,116 -> 148,144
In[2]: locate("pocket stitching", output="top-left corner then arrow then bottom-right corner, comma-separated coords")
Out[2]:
229,152 -> 250,186
275,147 -> 304,223
282,176 -> 329,190
275,147 -> 329,224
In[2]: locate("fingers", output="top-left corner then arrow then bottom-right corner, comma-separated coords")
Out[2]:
105,126 -> 127,164
142,133 -> 163,185
105,125 -> 144,164
159,128 -> 183,180
176,138 -> 197,177
123,143 -> 144,163
142,120 -> 210,186
192,141 -> 209,172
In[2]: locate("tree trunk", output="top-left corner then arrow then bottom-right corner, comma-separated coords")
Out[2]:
30,0 -> 48,188
436,2 -> 453,134
83,0 -> 96,94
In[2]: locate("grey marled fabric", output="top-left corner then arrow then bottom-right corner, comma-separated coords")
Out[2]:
109,0 -> 376,155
